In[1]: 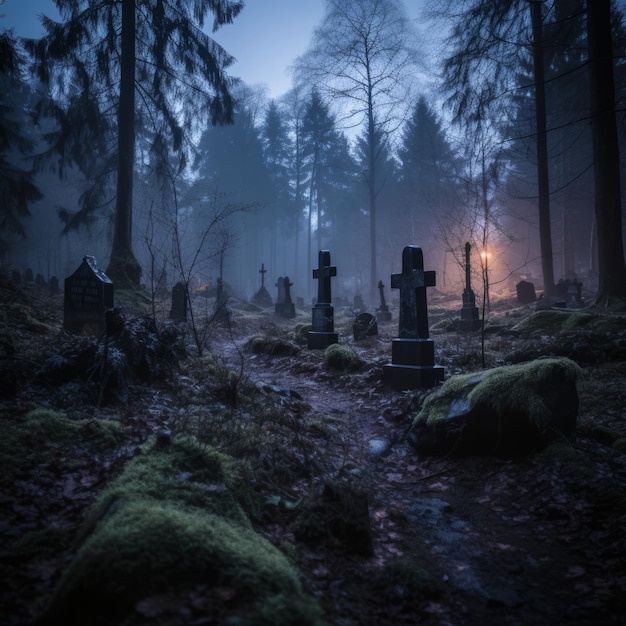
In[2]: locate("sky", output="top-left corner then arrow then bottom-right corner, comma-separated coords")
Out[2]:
0,0 -> 425,99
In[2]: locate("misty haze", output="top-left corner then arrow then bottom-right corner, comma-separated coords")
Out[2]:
1,1 -> 625,625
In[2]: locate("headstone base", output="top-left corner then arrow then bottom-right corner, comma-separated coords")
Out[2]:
383,362 -> 445,390
275,303 -> 295,318
383,338 -> 444,390
459,307 -> 481,332
376,308 -> 392,322
307,331 -> 339,350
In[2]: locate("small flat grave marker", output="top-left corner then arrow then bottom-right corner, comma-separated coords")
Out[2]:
383,245 -> 444,390
63,256 -> 113,335
308,250 -> 338,349
516,280 -> 537,304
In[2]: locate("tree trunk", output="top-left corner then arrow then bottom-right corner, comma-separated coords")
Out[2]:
586,0 -> 626,303
530,0 -> 556,297
106,0 -> 141,288
368,99 -> 377,304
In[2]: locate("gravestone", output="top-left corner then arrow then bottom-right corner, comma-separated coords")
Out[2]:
49,276 -> 60,294
459,242 -> 481,332
251,262 -> 273,307
376,280 -> 392,322
24,268 -> 34,284
169,282 -> 187,322
383,245 -> 444,390
555,278 -> 583,308
308,250 -> 338,349
35,273 -> 46,288
63,256 -> 113,335
353,312 -> 378,341
275,276 -> 295,318
516,280 -> 537,304
353,294 -> 365,313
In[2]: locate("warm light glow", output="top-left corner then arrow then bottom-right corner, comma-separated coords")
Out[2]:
480,250 -> 492,261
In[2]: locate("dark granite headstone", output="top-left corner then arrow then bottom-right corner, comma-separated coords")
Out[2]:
275,276 -> 295,318
383,245 -> 444,390
353,312 -> 378,340
353,294 -> 365,313
555,279 -> 583,308
308,250 -> 338,349
460,242 -> 481,332
516,280 -> 537,304
49,276 -> 60,294
376,280 -> 392,322
169,282 -> 187,322
35,273 -> 46,288
63,256 -> 113,335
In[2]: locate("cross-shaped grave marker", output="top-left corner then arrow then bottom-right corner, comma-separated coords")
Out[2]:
308,250 -> 338,349
383,245 -> 444,390
259,263 -> 267,288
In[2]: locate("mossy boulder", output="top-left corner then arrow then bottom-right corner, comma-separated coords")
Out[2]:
38,438 -> 325,626
409,357 -> 581,456
323,344 -> 364,372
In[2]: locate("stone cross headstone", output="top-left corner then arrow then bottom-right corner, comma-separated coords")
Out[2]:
383,245 -> 444,390
460,242 -> 481,332
275,276 -> 295,318
376,280 -> 392,322
63,256 -> 113,335
308,250 -> 338,349
169,282 -> 187,322
251,262 -> 272,307
516,280 -> 537,305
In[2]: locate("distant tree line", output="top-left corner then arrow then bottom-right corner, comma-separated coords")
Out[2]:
1,0 -> 625,305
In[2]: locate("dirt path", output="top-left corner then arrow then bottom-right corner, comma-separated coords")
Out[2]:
233,337 -> 625,626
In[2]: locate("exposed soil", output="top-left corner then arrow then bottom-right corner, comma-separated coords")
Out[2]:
1,282 -> 625,626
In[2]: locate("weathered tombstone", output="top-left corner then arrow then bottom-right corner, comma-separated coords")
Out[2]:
275,276 -> 295,318
383,245 -> 444,390
11,270 -> 21,286
49,276 -> 60,294
35,273 -> 46,288
516,280 -> 537,304
459,242 -> 482,332
353,312 -> 378,341
63,256 -> 113,335
169,282 -> 187,322
556,278 -> 583,308
353,294 -> 365,313
24,268 -> 34,284
308,250 -> 338,349
251,262 -> 273,307
376,279 -> 392,322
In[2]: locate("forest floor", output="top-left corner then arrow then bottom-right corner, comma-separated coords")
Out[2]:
1,279 -> 626,626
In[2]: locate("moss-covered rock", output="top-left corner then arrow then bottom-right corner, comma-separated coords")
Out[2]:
409,357 -> 582,456
39,438 -> 326,626
323,344 -> 364,373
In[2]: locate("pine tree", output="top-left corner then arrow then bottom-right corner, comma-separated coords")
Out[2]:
27,0 -> 243,287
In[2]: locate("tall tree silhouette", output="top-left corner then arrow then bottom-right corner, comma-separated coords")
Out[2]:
294,0 -> 418,298
27,0 -> 242,287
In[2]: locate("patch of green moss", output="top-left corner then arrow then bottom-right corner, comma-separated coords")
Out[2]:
413,358 -> 582,432
45,437 -> 326,626
380,558 -> 441,599
561,311 -> 594,331
113,288 -> 152,315
3,302 -> 54,333
323,344 -> 364,372
0,409 -> 124,476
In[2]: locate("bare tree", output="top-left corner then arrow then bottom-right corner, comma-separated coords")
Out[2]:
293,0 -> 419,299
